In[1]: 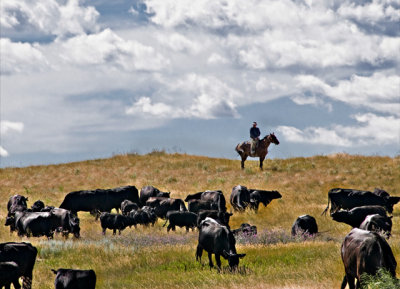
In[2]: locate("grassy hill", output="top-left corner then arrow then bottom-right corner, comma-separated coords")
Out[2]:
0,152 -> 399,288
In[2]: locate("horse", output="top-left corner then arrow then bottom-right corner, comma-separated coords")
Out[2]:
235,133 -> 279,170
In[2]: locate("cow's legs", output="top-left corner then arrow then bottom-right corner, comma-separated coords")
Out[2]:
12,279 -> 21,289
345,273 -> 355,289
167,224 -> 172,232
340,275 -> 347,289
113,229 -> 116,235
207,252 -> 214,268
215,254 -> 222,269
195,245 -> 203,262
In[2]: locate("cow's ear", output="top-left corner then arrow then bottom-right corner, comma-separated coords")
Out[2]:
238,254 -> 246,258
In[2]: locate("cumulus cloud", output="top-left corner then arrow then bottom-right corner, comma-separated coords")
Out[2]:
277,113 -> 400,147
0,120 -> 24,157
1,39 -> 49,74
1,0 -> 99,37
295,72 -> 400,116
157,32 -> 201,54
59,29 -> 170,71
126,73 -> 241,119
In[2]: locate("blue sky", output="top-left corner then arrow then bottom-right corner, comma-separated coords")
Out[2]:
1,0 -> 399,168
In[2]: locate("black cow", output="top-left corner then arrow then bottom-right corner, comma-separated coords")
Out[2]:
139,186 -> 170,206
163,211 -> 198,232
230,185 -> 250,211
340,228 -> 397,289
196,218 -> 246,270
30,200 -> 45,212
14,211 -> 59,239
232,223 -> 257,237
51,208 -> 80,238
146,197 -> 186,219
200,190 -> 227,212
188,199 -> 218,213
120,200 -> 139,216
0,261 -> 20,289
7,195 -> 28,214
322,188 -> 400,215
0,242 -> 37,289
360,214 -> 393,238
99,212 -> 133,235
196,210 -> 232,228
331,205 -> 387,228
184,192 -> 203,202
249,189 -> 282,211
60,185 -> 139,216
128,206 -> 157,227
291,215 -> 318,236
52,269 -> 96,289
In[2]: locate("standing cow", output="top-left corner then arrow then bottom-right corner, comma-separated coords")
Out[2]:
340,228 -> 397,289
163,211 -> 198,232
230,185 -> 250,211
0,242 -> 37,289
360,214 -> 393,238
249,189 -> 282,211
139,186 -> 170,206
52,269 -> 96,289
331,205 -> 387,228
196,218 -> 246,270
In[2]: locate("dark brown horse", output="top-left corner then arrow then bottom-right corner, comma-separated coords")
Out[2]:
235,133 -> 279,170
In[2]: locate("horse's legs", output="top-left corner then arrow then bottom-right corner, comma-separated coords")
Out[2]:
241,155 -> 248,169
259,155 -> 265,170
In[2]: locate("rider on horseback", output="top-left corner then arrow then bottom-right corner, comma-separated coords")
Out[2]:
250,122 -> 261,155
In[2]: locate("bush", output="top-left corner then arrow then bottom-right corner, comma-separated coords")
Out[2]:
360,268 -> 399,289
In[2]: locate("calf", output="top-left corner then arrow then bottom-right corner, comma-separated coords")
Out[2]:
196,218 -> 246,270
360,214 -> 393,238
30,200 -> 45,212
0,261 -> 20,289
291,215 -> 318,236
120,200 -> 139,216
129,207 -> 157,227
341,228 -> 397,289
163,211 -> 198,232
249,189 -> 282,211
99,213 -> 133,235
331,205 -> 387,228
188,199 -> 217,213
232,223 -> 257,237
52,269 -> 96,289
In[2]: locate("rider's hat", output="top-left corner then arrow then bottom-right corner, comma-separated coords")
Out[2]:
253,121 -> 257,125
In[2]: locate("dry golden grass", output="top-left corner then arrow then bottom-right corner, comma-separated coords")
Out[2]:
0,152 -> 399,288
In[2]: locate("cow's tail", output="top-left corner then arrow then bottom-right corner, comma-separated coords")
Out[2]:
321,196 -> 330,216
162,218 -> 168,227
22,276 -> 32,289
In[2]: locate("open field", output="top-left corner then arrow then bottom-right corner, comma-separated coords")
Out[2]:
1,152 -> 399,288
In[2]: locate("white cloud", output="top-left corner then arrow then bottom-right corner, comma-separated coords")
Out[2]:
295,72 -> 400,116
1,38 -> 49,74
157,32 -> 200,54
278,113 -> 400,147
207,53 -> 229,65
1,0 -> 99,37
59,29 -> 170,71
0,147 -> 9,157
338,0 -> 400,23
1,120 -> 24,135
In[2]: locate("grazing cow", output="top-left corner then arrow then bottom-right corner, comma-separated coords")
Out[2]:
184,192 -> 203,202
322,188 -> 400,215
30,200 -> 45,212
139,186 -> 170,206
52,269 -> 96,289
201,190 -> 227,212
249,189 -> 282,211
50,208 -> 80,238
0,242 -> 37,289
196,210 -> 232,228
340,228 -> 397,289
360,214 -> 393,238
163,211 -> 198,232
196,218 -> 246,269
14,211 -> 59,239
230,185 -> 250,211
146,197 -> 186,219
60,185 -> 139,216
331,205 -> 387,228
120,200 -> 139,216
232,223 -> 257,237
0,261 -> 20,289
99,212 -> 133,235
188,200 -> 218,213
291,215 -> 318,237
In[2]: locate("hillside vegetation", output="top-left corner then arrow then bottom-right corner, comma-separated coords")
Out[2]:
0,152 -> 399,289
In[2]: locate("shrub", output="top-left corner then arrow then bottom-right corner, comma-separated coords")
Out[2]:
360,268 -> 399,289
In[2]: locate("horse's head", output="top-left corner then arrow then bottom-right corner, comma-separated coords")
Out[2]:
265,132 -> 280,145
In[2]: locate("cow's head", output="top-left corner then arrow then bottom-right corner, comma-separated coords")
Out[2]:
31,200 -> 45,212
331,210 -> 348,222
158,192 -> 170,198
223,250 -> 246,269
69,216 -> 80,238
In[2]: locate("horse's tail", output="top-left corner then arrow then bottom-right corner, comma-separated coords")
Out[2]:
235,143 -> 244,154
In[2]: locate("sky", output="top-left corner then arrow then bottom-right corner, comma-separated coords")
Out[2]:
1,0 -> 399,168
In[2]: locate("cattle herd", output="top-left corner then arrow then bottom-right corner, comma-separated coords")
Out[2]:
1,184 -> 399,288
